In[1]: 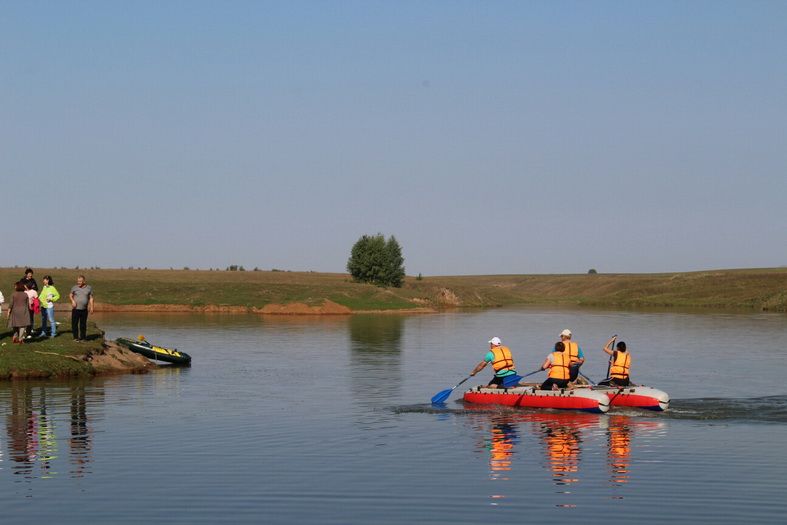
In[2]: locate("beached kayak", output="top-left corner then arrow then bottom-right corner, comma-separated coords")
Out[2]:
463,385 -> 611,413
593,385 -> 670,411
116,338 -> 192,366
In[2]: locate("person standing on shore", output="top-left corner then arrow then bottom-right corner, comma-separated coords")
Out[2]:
69,275 -> 94,341
39,275 -> 60,338
20,268 -> 38,293
8,282 -> 31,343
21,269 -> 38,337
24,283 -> 39,339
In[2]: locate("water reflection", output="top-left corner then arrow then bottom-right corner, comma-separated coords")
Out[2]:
466,409 -> 665,507
68,385 -> 92,478
485,419 -> 520,480
0,382 -> 103,481
605,415 -> 632,485
349,316 -> 404,425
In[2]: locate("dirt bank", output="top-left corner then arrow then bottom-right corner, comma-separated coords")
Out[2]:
90,299 -> 358,315
84,340 -> 156,376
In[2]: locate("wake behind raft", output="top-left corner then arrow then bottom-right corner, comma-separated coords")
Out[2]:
116,337 -> 192,366
462,384 -> 670,413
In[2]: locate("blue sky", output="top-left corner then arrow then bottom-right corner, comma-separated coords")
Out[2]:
2,1 -> 785,274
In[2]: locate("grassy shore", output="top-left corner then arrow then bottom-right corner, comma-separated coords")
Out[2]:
0,322 -> 153,380
0,323 -> 102,379
2,266 -> 785,312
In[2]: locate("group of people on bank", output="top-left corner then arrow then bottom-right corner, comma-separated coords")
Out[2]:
469,329 -> 631,390
1,268 -> 95,343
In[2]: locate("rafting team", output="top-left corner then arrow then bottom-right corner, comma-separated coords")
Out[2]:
469,330 -> 631,390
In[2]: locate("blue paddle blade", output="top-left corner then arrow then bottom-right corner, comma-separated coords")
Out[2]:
502,374 -> 522,388
431,389 -> 453,404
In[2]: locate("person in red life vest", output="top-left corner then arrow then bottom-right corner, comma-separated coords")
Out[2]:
470,337 -> 522,388
559,329 -> 586,384
601,338 -> 631,387
540,341 -> 571,390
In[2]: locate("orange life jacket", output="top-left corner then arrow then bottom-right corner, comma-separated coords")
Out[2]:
609,351 -> 631,379
491,346 -> 515,373
564,341 -> 580,364
548,351 -> 570,380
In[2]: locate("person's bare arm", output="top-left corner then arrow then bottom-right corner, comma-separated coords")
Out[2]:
603,336 -> 616,356
88,293 -> 95,315
470,361 -> 487,376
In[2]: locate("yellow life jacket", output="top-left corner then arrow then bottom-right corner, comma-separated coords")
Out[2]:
548,351 -> 570,380
564,341 -> 580,364
609,351 -> 631,379
491,346 -> 515,373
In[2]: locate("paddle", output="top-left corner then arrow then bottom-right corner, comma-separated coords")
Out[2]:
579,371 -> 596,385
431,376 -> 472,404
604,334 -> 617,383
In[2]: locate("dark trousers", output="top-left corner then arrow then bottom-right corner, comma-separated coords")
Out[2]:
540,378 -> 569,390
72,308 -> 88,340
569,364 -> 581,381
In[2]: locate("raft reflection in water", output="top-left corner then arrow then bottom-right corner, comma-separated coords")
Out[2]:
472,410 -> 665,506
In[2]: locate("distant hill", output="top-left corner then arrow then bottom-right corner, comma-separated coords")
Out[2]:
1,267 -> 785,312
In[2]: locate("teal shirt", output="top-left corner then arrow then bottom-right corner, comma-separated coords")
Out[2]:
484,351 -> 516,377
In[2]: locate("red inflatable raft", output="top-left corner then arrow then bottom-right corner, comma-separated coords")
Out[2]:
463,386 -> 611,413
593,385 -> 670,411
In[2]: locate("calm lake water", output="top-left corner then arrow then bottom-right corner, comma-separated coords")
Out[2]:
1,308 -> 786,524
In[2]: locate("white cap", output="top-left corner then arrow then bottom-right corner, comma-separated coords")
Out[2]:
560,329 -> 572,337
488,336 -> 502,346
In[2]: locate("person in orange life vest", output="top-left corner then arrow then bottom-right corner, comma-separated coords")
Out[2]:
601,338 -> 631,386
559,329 -> 585,383
540,341 -> 571,390
470,337 -> 521,388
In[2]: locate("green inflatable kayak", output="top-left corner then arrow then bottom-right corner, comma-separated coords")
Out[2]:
116,337 -> 192,366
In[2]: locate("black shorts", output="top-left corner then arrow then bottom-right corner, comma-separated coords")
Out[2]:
609,377 -> 630,387
540,378 -> 569,391
488,375 -> 517,387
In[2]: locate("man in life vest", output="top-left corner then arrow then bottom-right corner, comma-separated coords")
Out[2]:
470,337 -> 521,388
540,341 -> 571,390
559,329 -> 586,384
601,338 -> 631,386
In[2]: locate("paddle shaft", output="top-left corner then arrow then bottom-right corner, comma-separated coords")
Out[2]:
431,375 -> 473,403
605,335 -> 617,380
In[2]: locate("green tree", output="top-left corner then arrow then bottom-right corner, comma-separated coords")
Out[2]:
347,233 -> 406,287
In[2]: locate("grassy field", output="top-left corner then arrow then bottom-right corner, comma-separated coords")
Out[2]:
0,323 -> 103,379
1,266 -> 785,312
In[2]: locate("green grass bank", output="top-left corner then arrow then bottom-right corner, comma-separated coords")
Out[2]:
2,266 -> 785,312
0,323 -> 152,379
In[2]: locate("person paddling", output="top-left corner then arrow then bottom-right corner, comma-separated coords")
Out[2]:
559,329 -> 586,384
540,341 -> 571,390
600,337 -> 631,387
470,337 -> 521,388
